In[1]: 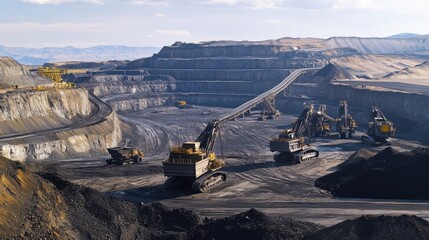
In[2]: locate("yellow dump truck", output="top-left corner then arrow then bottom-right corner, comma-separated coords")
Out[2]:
106,147 -> 144,165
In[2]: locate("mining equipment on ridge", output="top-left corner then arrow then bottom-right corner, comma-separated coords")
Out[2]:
162,68 -> 321,192
269,102 -> 319,163
106,147 -> 145,165
336,100 -> 357,139
362,107 -> 396,145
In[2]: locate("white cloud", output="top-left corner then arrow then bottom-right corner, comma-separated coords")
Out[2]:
156,30 -> 191,36
155,13 -> 166,17
22,0 -> 103,4
333,0 -> 429,14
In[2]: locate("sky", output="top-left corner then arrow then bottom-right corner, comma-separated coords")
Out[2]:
0,0 -> 428,48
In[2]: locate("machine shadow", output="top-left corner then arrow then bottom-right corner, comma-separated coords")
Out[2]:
107,184 -> 194,204
222,161 -> 285,173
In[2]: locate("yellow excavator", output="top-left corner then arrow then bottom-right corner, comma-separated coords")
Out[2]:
163,120 -> 226,192
106,147 -> 145,165
362,107 -> 395,145
270,102 -> 319,163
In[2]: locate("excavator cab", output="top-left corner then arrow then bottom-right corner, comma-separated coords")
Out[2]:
362,107 -> 395,145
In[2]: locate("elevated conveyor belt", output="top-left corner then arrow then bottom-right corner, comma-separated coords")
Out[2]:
216,67 -> 321,123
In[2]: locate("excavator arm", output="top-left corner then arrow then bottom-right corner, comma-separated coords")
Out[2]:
196,120 -> 221,153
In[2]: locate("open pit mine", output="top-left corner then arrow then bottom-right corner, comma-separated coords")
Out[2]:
2,36 -> 429,239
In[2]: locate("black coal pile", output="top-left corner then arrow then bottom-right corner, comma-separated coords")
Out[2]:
189,208 -> 324,240
306,215 -> 429,240
315,147 -> 429,199
40,173 -> 323,240
311,63 -> 353,83
41,173 -> 201,240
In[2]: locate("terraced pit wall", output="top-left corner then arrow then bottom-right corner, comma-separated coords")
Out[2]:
0,88 -> 122,161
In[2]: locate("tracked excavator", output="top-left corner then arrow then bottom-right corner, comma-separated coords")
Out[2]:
313,104 -> 337,137
336,100 -> 357,139
270,103 -> 319,163
162,67 -> 321,192
362,107 -> 395,145
163,120 -> 227,192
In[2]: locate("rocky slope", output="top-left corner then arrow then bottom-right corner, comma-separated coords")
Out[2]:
0,88 -> 122,161
0,156 -> 75,239
325,37 -> 429,54
0,57 -> 51,88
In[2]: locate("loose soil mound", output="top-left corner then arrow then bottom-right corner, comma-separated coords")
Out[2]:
315,147 -> 429,199
313,63 -> 353,82
190,208 -> 324,240
0,156 -> 75,239
306,215 -> 429,240
41,173 -> 202,239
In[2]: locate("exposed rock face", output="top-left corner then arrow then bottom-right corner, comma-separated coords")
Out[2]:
107,94 -> 171,112
0,88 -> 90,121
0,111 -> 121,161
0,56 -> 30,78
0,88 -> 122,161
0,57 -> 51,88
92,79 -> 175,97
325,37 -> 429,54
0,156 -> 75,239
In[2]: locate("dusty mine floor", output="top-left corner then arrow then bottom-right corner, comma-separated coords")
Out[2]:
40,106 -> 429,226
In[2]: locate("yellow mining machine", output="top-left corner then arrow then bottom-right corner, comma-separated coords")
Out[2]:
312,104 -> 335,137
269,102 -> 319,163
163,120 -> 226,192
106,147 -> 145,165
336,100 -> 357,139
175,100 -> 193,109
362,107 -> 395,145
35,66 -> 75,90
37,66 -> 66,83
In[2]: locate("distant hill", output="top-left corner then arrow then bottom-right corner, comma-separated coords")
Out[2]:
0,45 -> 161,65
387,33 -> 426,39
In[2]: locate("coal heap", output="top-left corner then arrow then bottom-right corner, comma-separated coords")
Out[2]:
313,63 -> 353,82
190,208 -> 324,240
41,173 -> 201,239
315,147 -> 429,199
306,215 -> 429,240
39,172 -> 323,239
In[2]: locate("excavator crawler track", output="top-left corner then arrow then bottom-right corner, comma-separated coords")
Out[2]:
192,171 -> 227,193
274,149 -> 319,164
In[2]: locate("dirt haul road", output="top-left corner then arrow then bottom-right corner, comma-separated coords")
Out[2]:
42,106 -> 429,227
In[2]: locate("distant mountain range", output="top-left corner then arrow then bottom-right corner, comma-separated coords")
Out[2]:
387,33 -> 429,39
0,45 -> 161,65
